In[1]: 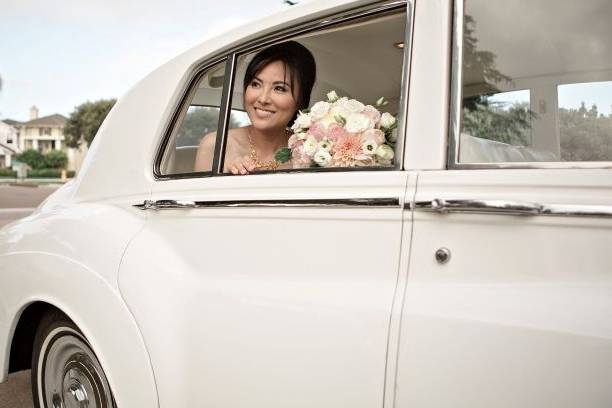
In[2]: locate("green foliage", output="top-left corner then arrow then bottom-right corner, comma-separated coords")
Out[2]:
15,149 -> 69,170
26,169 -> 75,178
0,168 -> 16,177
462,100 -> 534,146
42,150 -> 68,169
27,169 -> 62,178
463,15 -> 511,98
16,149 -> 45,169
64,99 -> 116,147
559,103 -> 612,161
274,147 -> 292,163
175,106 -> 243,147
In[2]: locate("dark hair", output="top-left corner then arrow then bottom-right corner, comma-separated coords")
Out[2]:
243,41 -> 316,123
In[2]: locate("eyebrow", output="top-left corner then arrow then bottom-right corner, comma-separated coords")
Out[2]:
252,76 -> 291,87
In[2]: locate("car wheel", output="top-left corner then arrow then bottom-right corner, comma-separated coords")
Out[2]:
31,311 -> 116,408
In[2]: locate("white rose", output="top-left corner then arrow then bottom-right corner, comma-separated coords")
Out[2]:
345,99 -> 365,113
296,131 -> 307,140
291,112 -> 313,131
318,139 -> 333,151
330,100 -> 350,118
310,101 -> 331,120
313,149 -> 332,167
362,140 -> 378,155
375,144 -> 395,164
345,113 -> 373,133
336,98 -> 364,115
379,112 -> 396,128
303,136 -> 318,156
326,90 -> 339,102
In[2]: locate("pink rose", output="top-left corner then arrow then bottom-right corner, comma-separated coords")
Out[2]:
363,105 -> 381,126
307,122 -> 327,141
288,134 -> 303,149
362,129 -> 385,145
292,145 -> 313,168
327,123 -> 346,142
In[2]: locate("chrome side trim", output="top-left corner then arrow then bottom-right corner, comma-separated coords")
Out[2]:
135,197 -> 401,210
414,198 -> 612,218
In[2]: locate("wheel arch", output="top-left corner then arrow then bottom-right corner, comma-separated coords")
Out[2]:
8,301 -> 59,374
0,252 -> 159,407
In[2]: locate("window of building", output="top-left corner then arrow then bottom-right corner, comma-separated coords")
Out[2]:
454,0 -> 612,166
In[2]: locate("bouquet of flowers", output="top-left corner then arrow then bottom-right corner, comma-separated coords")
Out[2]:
275,90 -> 398,168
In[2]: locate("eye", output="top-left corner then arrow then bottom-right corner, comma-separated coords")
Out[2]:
275,85 -> 288,92
250,80 -> 261,88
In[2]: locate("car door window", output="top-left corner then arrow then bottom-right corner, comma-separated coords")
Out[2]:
156,6 -> 408,178
454,0 -> 612,166
158,60 -> 226,175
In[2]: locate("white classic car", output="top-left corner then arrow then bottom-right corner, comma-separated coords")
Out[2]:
2,0 -> 612,407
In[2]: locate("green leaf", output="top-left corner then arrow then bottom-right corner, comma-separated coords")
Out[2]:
274,147 -> 292,163
334,114 -> 346,125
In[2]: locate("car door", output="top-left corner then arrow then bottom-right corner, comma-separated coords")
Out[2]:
119,2 -> 415,407
395,0 -> 612,407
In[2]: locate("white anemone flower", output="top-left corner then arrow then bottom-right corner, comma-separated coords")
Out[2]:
313,149 -> 332,167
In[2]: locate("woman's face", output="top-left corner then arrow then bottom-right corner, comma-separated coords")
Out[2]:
244,60 -> 299,133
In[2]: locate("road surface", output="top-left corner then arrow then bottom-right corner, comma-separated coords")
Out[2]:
0,184 -> 59,407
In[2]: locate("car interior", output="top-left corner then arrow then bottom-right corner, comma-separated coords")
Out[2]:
459,0 -> 612,164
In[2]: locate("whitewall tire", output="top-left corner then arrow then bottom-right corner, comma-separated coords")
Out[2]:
31,311 -> 116,408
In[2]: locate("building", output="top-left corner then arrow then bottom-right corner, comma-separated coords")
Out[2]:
0,121 -> 18,168
1,106 -> 87,172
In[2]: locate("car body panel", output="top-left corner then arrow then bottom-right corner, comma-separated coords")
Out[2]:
119,170 -> 412,407
396,169 -> 612,407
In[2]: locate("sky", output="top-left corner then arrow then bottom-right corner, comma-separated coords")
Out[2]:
0,0 -> 306,121
490,82 -> 612,116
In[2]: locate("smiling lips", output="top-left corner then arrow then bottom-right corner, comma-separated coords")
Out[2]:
253,106 -> 276,119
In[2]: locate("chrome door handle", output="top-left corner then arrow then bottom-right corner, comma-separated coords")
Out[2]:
135,199 -> 196,210
414,199 -> 542,215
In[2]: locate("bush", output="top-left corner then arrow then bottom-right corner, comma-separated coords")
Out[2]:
27,168 -> 62,178
0,168 -> 17,177
43,150 -> 68,169
16,149 -> 45,169
26,169 -> 76,179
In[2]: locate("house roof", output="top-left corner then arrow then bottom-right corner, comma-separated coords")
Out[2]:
4,114 -> 67,128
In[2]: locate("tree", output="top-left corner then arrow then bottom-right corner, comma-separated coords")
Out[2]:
462,100 -> 535,146
64,99 -> 116,148
176,107 -> 243,147
15,149 -> 45,169
43,150 -> 68,169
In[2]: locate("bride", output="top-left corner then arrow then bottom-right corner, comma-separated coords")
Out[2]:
194,41 -> 316,174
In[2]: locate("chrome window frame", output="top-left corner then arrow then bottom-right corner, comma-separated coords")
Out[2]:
447,0 -> 612,170
154,0 -> 412,180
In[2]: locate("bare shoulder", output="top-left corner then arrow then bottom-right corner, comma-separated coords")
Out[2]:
199,132 -> 217,149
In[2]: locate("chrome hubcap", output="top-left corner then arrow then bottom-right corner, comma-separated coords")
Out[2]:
39,327 -> 114,408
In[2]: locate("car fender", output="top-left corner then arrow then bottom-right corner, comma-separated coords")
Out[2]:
0,252 -> 158,407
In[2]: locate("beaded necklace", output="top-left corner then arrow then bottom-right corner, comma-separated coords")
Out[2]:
247,127 -> 289,170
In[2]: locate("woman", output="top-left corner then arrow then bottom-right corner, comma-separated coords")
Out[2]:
194,41 -> 316,174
